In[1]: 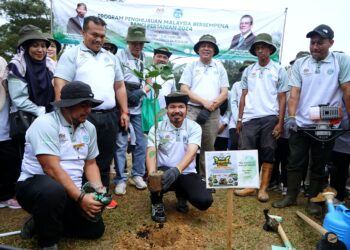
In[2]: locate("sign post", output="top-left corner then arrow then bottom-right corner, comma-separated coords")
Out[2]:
205,150 -> 259,249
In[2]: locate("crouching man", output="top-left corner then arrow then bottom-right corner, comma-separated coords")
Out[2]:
16,81 -> 106,249
146,92 -> 213,223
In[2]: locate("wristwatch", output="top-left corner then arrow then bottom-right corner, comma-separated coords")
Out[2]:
237,118 -> 242,122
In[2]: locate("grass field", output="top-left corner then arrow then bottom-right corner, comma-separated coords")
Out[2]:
1,174 -> 342,250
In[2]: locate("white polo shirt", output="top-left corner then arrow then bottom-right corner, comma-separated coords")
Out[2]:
179,60 -> 229,106
54,43 -> 123,110
241,61 -> 289,122
228,81 -> 242,129
117,48 -> 146,115
147,118 -> 201,174
290,52 -> 350,127
18,110 -> 99,189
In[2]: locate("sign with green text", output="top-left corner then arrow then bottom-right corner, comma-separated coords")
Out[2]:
205,150 -> 259,189
51,0 -> 285,61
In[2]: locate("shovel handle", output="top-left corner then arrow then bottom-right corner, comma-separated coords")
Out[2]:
296,210 -> 327,235
277,224 -> 294,249
0,230 -> 21,237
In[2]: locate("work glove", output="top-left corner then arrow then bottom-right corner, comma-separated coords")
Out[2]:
285,117 -> 298,137
127,89 -> 146,107
161,167 -> 180,191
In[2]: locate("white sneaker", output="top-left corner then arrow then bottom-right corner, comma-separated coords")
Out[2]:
115,182 -> 126,195
0,199 -> 21,209
130,176 -> 147,190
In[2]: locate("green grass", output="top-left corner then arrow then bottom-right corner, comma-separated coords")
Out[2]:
1,180 -> 340,249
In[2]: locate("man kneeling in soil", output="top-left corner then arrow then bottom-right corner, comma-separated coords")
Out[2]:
16,81 -> 106,249
146,92 -> 213,223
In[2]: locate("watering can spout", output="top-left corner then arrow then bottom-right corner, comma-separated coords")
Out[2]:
326,200 -> 335,213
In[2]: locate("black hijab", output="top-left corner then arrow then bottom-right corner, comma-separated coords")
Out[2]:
8,41 -> 54,112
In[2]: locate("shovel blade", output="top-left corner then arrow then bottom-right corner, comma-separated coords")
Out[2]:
272,245 -> 294,250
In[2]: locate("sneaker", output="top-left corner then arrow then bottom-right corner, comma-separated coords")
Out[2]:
115,182 -> 126,195
106,199 -> 118,209
21,216 -> 36,239
0,199 -> 21,209
6,198 -> 21,209
267,182 -> 279,191
282,187 -> 287,196
129,176 -> 147,190
176,197 -> 189,213
151,203 -> 166,223
0,201 -> 7,208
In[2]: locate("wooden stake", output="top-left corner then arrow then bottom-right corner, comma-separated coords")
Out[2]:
227,189 -> 233,250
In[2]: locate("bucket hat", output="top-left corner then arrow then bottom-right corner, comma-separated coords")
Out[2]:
51,81 -> 103,108
249,33 -> 277,56
44,33 -> 62,55
103,37 -> 118,54
193,34 -> 219,56
154,47 -> 172,58
126,25 -> 149,43
17,25 -> 50,49
306,24 -> 334,39
289,51 -> 310,65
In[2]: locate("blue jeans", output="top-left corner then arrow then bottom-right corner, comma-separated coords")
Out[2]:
114,114 -> 146,184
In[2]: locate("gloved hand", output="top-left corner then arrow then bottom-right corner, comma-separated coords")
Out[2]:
285,117 -> 298,137
127,89 -> 146,107
161,167 -> 180,191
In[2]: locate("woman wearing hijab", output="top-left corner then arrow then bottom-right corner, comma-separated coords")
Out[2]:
7,24 -> 56,156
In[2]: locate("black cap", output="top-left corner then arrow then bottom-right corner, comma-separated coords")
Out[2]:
306,24 -> 334,39
165,92 -> 189,107
51,81 -> 103,108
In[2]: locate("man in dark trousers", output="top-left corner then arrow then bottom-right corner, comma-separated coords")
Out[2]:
16,81 -> 106,249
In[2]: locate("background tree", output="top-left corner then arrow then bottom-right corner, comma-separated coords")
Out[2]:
0,0 -> 50,61
222,60 -> 245,88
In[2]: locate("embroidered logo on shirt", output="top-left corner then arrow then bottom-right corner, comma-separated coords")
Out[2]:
59,133 -> 67,142
183,136 -> 188,144
303,68 -> 311,75
327,69 -> 334,75
82,135 -> 90,144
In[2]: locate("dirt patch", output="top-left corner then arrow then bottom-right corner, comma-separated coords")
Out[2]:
114,222 -> 205,250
